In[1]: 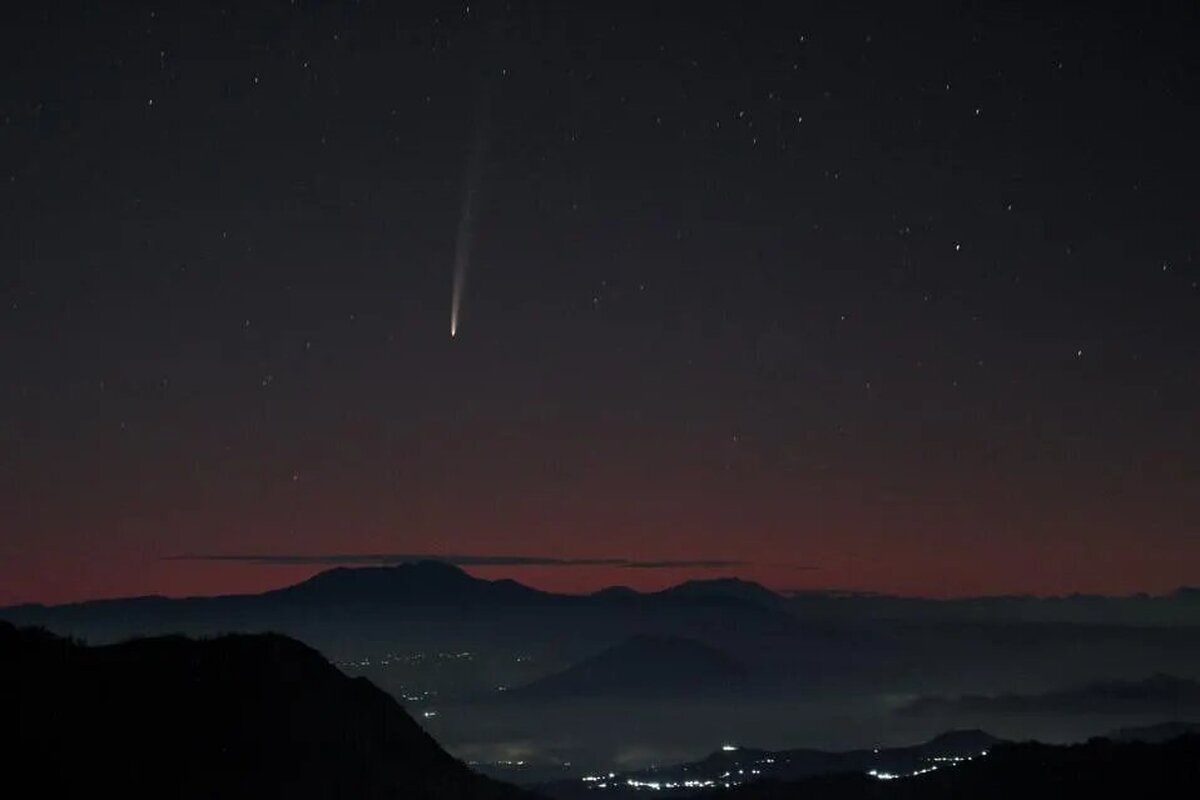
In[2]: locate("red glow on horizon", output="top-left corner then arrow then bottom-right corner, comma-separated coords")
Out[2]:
6,426 -> 1199,607
4,543 -> 1199,607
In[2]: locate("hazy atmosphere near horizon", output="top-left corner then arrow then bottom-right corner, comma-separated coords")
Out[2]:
3,2 -> 1199,604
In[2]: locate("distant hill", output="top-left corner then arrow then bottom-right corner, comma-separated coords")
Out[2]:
696,735 -> 1200,799
514,634 -> 748,698
652,579 -> 784,609
0,621 -> 530,799
899,674 -> 1200,717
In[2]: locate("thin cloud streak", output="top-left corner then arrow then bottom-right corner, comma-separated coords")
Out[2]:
167,553 -> 755,570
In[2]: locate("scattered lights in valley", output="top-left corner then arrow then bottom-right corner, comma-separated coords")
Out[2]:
868,750 -> 989,783
335,650 -> 474,669
868,765 -> 938,781
578,748 -> 992,791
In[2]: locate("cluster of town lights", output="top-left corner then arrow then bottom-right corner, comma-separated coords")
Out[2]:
579,748 -> 991,791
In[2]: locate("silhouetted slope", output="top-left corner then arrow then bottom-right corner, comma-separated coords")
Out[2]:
516,634 -> 748,697
0,622 -> 530,799
701,736 -> 1200,799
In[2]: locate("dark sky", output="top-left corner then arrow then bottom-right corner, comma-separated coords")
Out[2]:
3,1 -> 1198,604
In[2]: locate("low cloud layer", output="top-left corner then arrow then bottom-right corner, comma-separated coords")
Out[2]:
899,674 -> 1200,717
168,553 -> 750,570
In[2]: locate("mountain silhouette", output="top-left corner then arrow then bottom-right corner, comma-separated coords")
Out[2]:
515,634 -> 748,697
652,578 -> 784,608
0,562 -> 797,648
0,621 -> 530,799
268,561 -> 551,605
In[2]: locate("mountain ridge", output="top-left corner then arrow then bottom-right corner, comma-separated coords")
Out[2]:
9,561 -> 1200,618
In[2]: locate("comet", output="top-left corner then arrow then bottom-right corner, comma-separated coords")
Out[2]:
450,96 -> 489,339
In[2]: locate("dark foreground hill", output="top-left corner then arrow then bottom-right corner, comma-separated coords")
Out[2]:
0,622 -> 530,800
702,735 -> 1200,799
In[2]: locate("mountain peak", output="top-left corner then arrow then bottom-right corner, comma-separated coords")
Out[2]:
655,577 -> 783,606
275,561 -> 545,604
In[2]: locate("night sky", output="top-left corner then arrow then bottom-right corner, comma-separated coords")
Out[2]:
3,2 -> 1198,604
